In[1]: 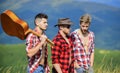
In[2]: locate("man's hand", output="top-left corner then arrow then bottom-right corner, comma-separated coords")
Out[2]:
40,34 -> 47,44
74,61 -> 80,69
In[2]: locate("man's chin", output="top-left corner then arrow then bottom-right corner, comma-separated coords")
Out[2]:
81,30 -> 87,33
43,28 -> 47,31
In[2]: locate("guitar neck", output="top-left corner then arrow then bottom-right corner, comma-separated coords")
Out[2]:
26,29 -> 54,46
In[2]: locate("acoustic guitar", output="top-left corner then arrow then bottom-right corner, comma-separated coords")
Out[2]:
0,10 -> 54,46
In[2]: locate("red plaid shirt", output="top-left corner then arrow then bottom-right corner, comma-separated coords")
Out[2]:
71,29 -> 95,69
51,32 -> 74,73
26,29 -> 50,73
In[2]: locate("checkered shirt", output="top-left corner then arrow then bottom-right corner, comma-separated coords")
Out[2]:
25,29 -> 50,73
71,29 -> 95,69
51,32 -> 74,73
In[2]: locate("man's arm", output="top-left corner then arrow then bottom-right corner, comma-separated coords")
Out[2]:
90,52 -> 94,67
51,39 -> 62,73
27,35 -> 47,58
27,43 -> 43,58
53,64 -> 62,73
90,32 -> 95,67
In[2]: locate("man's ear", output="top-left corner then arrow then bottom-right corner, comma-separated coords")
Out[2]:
59,26 -> 63,30
35,18 -> 41,25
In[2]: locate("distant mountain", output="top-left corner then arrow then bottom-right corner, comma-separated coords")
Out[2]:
0,2 -> 120,50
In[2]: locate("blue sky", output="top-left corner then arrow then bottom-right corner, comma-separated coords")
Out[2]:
75,0 -> 120,8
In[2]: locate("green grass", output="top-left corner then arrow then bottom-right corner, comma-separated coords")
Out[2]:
0,44 -> 120,73
0,44 -> 27,73
94,49 -> 120,73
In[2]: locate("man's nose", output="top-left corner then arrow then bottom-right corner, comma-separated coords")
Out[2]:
46,23 -> 48,26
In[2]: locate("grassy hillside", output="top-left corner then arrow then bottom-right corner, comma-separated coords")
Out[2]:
0,44 -> 120,73
94,49 -> 120,73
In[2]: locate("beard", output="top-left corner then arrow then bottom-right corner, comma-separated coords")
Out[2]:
65,31 -> 70,37
81,29 -> 88,34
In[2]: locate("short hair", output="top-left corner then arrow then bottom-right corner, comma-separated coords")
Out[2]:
35,13 -> 48,19
34,13 -> 48,25
80,14 -> 91,24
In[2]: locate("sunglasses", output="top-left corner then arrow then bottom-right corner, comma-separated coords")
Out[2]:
63,25 -> 71,29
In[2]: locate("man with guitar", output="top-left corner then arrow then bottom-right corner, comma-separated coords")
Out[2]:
25,13 -> 50,73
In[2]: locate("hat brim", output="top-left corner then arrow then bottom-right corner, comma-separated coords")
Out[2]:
54,23 -> 73,27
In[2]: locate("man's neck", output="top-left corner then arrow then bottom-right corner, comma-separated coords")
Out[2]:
59,30 -> 70,44
35,26 -> 44,35
59,30 -> 66,37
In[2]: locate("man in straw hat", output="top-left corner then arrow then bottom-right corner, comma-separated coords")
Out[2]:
71,14 -> 95,73
51,18 -> 74,73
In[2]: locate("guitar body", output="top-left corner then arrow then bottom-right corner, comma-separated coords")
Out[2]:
1,10 -> 29,40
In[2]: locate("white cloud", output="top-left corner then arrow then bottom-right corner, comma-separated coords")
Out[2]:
92,15 -> 104,23
0,0 -> 72,13
74,0 -> 120,8
50,0 -> 72,7
0,0 -> 30,10
74,0 -> 120,3
23,0 -> 74,14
